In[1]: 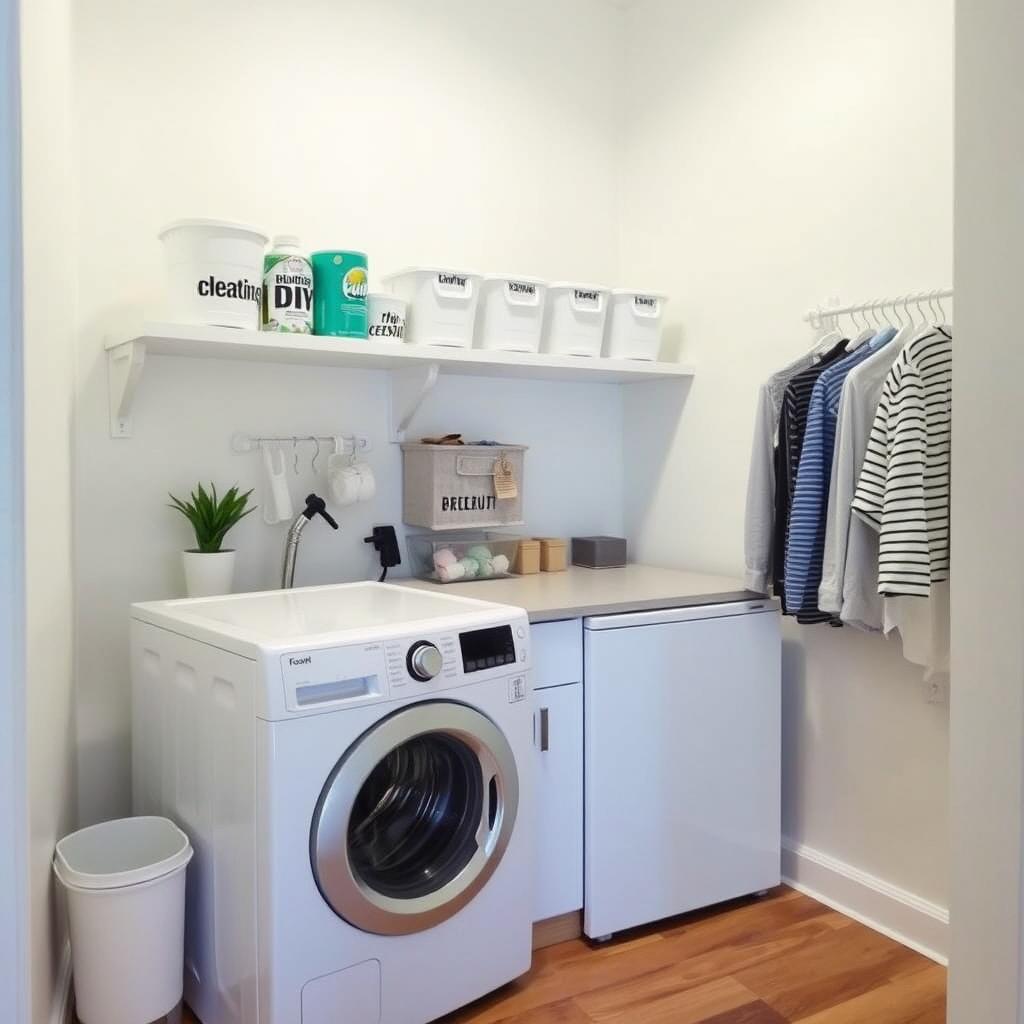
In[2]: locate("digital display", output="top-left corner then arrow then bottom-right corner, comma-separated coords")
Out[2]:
460,625 -> 516,674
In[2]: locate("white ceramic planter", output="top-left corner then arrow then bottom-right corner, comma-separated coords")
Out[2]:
182,550 -> 236,598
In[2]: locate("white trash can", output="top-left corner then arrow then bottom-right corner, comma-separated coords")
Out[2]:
54,816 -> 193,1024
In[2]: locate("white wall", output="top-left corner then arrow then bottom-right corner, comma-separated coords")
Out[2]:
0,0 -> 27,1018
21,0 -> 78,1019
72,0 -> 624,824
619,0 -> 953,938
948,0 -> 1024,1016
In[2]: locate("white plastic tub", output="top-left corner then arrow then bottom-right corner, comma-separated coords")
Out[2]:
476,274 -> 547,353
53,816 -> 193,1024
367,292 -> 407,343
605,289 -> 668,360
158,218 -> 268,330
383,266 -> 482,348
541,282 -> 610,358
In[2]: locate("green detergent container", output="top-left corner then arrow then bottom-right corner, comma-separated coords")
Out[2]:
312,251 -> 368,338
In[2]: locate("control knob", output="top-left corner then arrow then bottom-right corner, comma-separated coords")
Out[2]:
407,641 -> 443,682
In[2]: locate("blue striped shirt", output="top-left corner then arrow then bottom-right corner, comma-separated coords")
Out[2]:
784,328 -> 897,619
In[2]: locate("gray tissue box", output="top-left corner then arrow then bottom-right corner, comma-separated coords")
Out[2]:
571,535 -> 627,569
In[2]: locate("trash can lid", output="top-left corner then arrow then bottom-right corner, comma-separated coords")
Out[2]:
54,816 -> 192,891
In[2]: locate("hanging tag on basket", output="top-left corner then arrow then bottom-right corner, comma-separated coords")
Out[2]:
493,454 -> 518,500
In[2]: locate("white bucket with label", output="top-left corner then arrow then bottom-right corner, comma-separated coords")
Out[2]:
382,267 -> 482,348
541,281 -> 610,358
476,274 -> 547,353
605,289 -> 668,360
158,218 -> 268,330
367,293 -> 407,343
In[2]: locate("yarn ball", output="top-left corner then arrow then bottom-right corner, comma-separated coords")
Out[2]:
477,558 -> 495,578
491,554 -> 510,575
433,547 -> 458,569
466,545 -> 493,563
437,561 -> 466,583
459,557 -> 480,579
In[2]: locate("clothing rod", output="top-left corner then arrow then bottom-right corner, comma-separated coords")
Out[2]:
804,288 -> 952,324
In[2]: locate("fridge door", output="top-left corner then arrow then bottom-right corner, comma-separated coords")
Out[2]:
583,605 -> 781,938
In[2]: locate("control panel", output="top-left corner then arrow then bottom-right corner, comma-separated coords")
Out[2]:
276,617 -> 528,714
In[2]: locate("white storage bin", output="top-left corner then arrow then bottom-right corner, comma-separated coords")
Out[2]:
383,266 -> 482,348
605,289 -> 668,360
401,443 -> 526,530
53,816 -> 193,1024
541,282 -> 610,358
158,218 -> 268,330
476,274 -> 547,353
367,292 -> 407,343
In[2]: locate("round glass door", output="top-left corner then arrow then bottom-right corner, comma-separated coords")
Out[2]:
310,701 -> 519,935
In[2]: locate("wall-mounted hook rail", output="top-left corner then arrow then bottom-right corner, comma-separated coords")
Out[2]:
231,432 -> 373,456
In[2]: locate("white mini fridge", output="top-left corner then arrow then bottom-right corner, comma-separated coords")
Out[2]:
583,599 -> 781,938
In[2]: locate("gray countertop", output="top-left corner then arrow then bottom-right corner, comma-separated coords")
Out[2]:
395,563 -> 766,623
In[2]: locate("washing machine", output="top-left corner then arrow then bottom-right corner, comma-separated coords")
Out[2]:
131,582 -> 534,1024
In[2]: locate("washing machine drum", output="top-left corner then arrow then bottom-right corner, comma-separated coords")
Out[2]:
310,700 -> 520,936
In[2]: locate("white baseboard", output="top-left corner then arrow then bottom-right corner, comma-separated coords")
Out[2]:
781,838 -> 949,965
51,940 -> 73,1024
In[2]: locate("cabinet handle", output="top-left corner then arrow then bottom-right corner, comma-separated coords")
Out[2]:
540,707 -> 550,751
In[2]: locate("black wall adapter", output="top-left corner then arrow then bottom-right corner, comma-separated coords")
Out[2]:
364,526 -> 402,581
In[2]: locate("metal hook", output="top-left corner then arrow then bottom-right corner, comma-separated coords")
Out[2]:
890,296 -> 904,327
934,289 -> 948,322
310,436 -> 321,474
292,437 -> 299,475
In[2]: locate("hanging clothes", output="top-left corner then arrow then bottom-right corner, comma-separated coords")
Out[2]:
785,327 -> 897,622
743,350 -> 818,592
852,325 -> 953,678
818,332 -> 907,630
851,326 -> 952,595
771,339 -> 849,603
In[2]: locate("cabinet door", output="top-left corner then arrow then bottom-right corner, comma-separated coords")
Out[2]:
533,681 -> 583,922
583,607 -> 781,938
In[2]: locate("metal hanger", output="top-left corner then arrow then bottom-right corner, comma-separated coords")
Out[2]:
310,436 -> 322,474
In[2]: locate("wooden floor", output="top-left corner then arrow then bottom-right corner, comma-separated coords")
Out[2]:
180,887 -> 946,1024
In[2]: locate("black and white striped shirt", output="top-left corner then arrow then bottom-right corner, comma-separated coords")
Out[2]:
851,327 -> 952,597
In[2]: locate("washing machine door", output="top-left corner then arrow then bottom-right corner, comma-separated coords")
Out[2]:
310,700 -> 520,936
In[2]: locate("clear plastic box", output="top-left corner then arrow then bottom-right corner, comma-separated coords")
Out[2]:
407,533 -> 520,584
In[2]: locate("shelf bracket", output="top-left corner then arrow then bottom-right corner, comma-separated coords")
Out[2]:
389,362 -> 440,443
107,340 -> 146,438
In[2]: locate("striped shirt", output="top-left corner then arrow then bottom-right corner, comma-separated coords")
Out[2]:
771,339 -> 848,603
785,329 -> 896,620
744,351 -> 817,593
851,327 -> 952,597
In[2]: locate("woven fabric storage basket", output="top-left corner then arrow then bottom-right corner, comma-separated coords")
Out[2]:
400,443 -> 526,530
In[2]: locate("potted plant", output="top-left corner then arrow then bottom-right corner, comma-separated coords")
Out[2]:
169,483 -> 256,598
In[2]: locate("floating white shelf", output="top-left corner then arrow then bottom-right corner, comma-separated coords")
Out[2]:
105,320 -> 695,440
